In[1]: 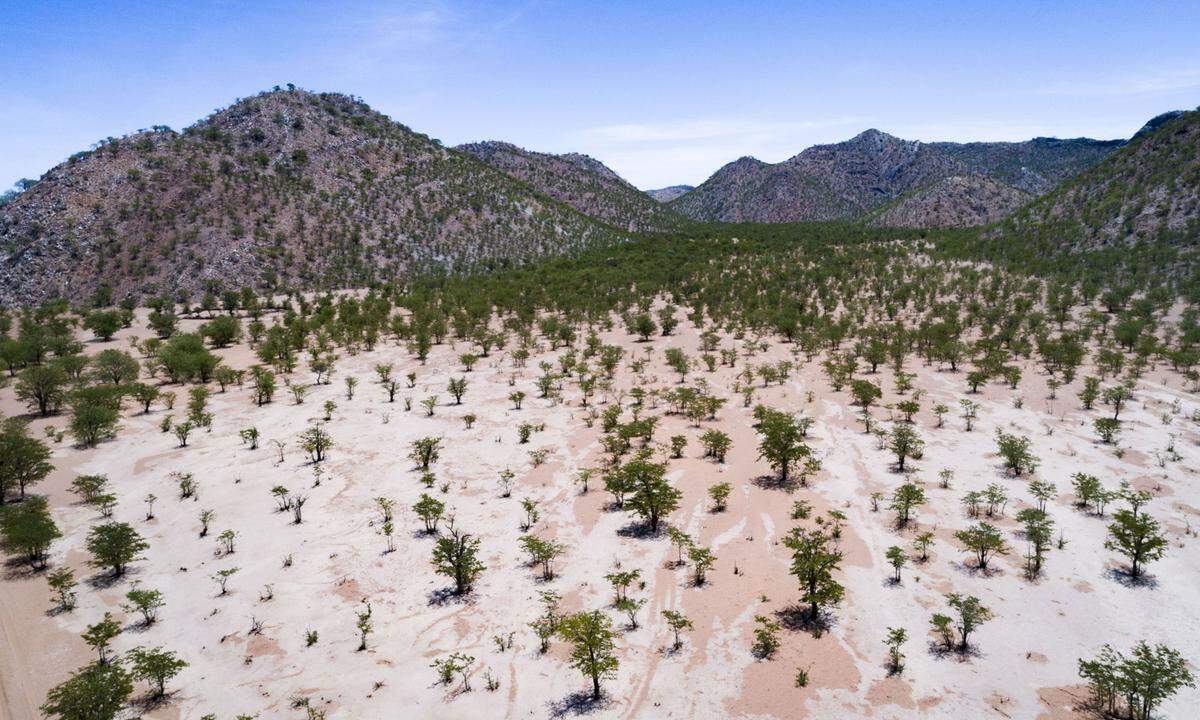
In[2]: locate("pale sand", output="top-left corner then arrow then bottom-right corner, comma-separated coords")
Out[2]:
1,309 -> 1197,719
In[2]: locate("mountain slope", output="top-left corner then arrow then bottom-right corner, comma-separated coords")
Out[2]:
646,185 -> 693,203
668,155 -> 856,223
868,175 -> 1032,228
670,130 -> 1122,225
996,109 -> 1200,250
930,137 -> 1124,194
456,141 -> 685,232
0,89 -> 625,306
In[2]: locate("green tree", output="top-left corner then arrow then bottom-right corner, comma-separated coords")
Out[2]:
0,418 -> 54,503
83,310 -> 123,342
954,522 -> 1008,570
708,482 -> 732,512
887,423 -> 924,471
1094,417 -> 1122,444
86,522 -> 149,576
0,495 -> 60,568
432,528 -> 485,594
757,409 -> 810,486
1078,376 -> 1101,410
944,593 -> 992,650
1079,642 -> 1195,720
519,534 -> 565,580
414,493 -> 445,533
69,385 -> 123,448
409,436 -> 443,470
122,586 -> 165,626
885,627 -> 907,674
783,524 -> 844,623
127,645 -> 188,698
699,429 -> 731,462
661,609 -> 693,650
41,661 -> 133,720
890,482 -> 926,528
1017,508 -> 1054,577
16,363 -> 68,416
885,545 -> 907,583
752,615 -> 782,658
90,349 -> 139,385
447,377 -> 469,404
995,431 -> 1039,476
299,423 -> 332,462
82,613 -> 122,664
1105,509 -> 1168,579
200,315 -> 241,348
557,610 -> 619,700
624,457 -> 680,532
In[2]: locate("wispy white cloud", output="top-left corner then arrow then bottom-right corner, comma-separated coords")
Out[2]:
1039,67 -> 1200,98
356,2 -> 453,50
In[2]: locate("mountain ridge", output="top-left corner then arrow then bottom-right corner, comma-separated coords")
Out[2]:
669,129 -> 1127,225
994,107 -> 1200,252
0,88 -> 630,306
454,140 -> 685,232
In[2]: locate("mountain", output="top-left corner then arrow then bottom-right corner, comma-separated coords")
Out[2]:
996,108 -> 1200,251
0,88 -> 626,306
455,141 -> 685,232
1132,111 -> 1186,140
646,185 -> 693,203
867,175 -> 1033,228
930,137 -> 1124,194
668,155 -> 855,223
669,130 -> 1123,225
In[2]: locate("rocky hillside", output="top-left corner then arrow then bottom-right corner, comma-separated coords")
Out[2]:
867,175 -> 1032,228
456,141 -> 685,232
930,137 -> 1123,194
996,108 -> 1200,250
668,155 -> 855,223
0,89 -> 625,306
670,129 -> 1123,225
646,185 -> 693,203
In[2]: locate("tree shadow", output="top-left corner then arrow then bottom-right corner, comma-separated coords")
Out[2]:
949,561 -> 1003,579
750,474 -> 797,492
775,604 -> 835,636
2,556 -> 44,581
88,570 -> 132,590
615,521 -> 666,539
123,618 -> 155,635
1104,567 -> 1158,589
130,690 -> 178,714
927,640 -> 984,662
427,587 -> 472,607
547,690 -> 608,718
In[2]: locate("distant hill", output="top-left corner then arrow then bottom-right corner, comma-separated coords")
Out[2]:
995,108 -> 1200,251
0,89 -> 626,306
456,141 -> 685,233
930,137 -> 1123,194
868,175 -> 1033,228
646,185 -> 693,203
670,130 -> 1124,226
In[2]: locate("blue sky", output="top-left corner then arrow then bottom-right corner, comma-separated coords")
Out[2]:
3,1 -> 1199,190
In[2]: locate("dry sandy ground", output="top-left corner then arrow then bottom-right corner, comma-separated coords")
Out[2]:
1,312 -> 1198,719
